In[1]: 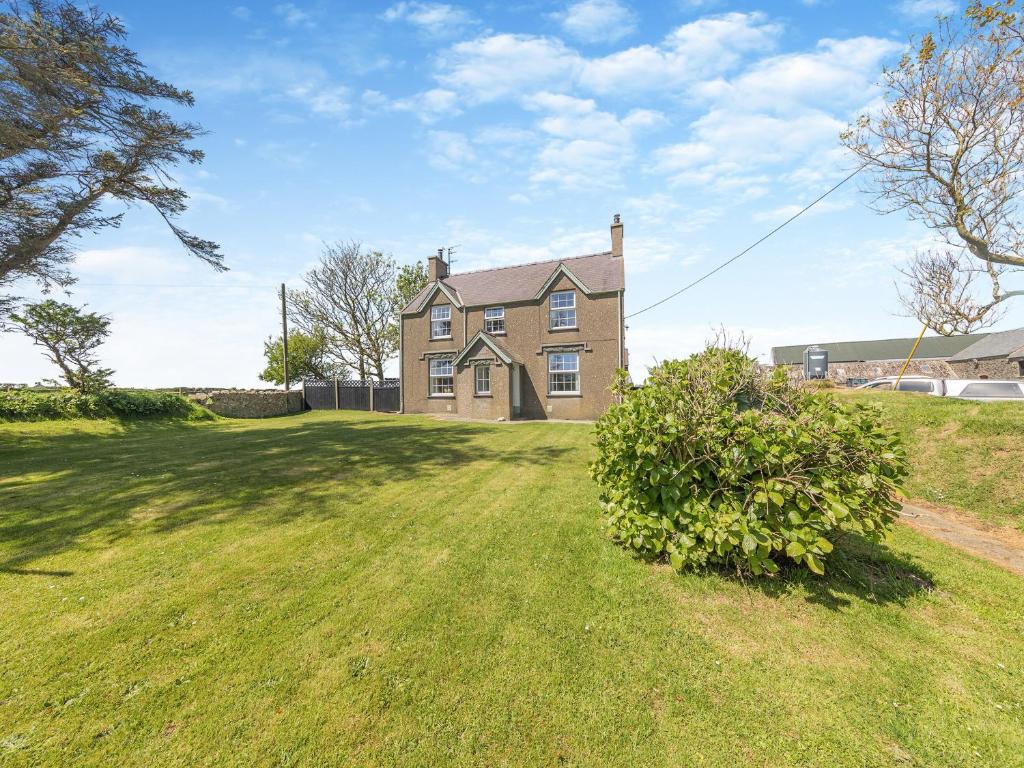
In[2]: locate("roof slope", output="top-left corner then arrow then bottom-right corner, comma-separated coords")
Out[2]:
948,327 -> 1024,361
402,251 -> 624,314
771,333 -> 989,365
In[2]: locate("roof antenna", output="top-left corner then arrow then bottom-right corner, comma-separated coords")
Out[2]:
446,244 -> 460,272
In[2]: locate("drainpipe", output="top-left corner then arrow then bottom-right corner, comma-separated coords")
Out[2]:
617,289 -> 624,369
399,315 -> 404,413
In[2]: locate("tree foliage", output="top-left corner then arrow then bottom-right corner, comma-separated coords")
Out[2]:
288,242 -> 404,382
259,329 -> 342,385
9,298 -> 113,391
590,348 -> 908,576
0,0 -> 224,308
842,1 -> 1024,334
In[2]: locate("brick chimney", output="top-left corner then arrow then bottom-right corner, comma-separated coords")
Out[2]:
610,213 -> 623,258
428,248 -> 449,281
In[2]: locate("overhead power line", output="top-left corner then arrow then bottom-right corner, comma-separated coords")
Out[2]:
624,167 -> 863,320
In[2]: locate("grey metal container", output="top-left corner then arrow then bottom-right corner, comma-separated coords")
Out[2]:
803,346 -> 828,380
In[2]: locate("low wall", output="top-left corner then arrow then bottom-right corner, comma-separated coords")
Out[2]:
186,389 -> 304,418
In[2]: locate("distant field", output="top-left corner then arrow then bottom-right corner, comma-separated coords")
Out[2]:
1,411 -> 1023,767
843,391 -> 1024,532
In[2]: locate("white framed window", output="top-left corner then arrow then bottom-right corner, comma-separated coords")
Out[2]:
429,358 -> 454,395
549,291 -> 576,329
484,306 -> 505,334
548,352 -> 579,394
430,305 -> 451,338
475,364 -> 491,395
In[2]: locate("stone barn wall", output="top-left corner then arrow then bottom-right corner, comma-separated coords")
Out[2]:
948,358 -> 1023,380
777,358 -> 954,385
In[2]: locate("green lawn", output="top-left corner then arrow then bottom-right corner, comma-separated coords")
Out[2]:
843,391 -> 1024,532
1,411 -> 1022,767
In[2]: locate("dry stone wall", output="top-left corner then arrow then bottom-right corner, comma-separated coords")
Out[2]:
186,389 -> 304,418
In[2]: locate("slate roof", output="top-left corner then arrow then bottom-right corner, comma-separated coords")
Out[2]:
948,327 -> 1024,361
402,251 -> 625,314
771,333 -> 989,365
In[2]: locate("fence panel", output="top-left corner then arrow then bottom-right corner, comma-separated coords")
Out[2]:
303,379 -> 399,412
303,382 -> 336,410
372,381 -> 400,412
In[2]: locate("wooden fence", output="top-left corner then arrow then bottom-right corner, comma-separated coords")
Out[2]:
303,379 -> 400,413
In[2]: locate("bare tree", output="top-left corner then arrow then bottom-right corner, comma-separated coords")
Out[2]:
288,242 -> 400,382
842,2 -> 1024,333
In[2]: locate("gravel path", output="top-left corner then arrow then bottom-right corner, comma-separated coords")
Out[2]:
900,502 -> 1024,576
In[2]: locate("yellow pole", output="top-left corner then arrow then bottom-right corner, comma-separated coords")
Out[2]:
894,323 -> 928,388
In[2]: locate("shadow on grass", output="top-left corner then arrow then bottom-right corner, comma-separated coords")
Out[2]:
0,413 -> 574,572
745,535 -> 936,610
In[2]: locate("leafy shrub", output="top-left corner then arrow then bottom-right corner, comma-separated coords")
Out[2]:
802,378 -> 836,389
0,389 -> 213,422
590,349 -> 909,576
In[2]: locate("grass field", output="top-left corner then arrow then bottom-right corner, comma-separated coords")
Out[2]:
844,391 -> 1024,532
1,411 -> 1023,767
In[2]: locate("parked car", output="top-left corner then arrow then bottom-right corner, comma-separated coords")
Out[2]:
943,379 -> 1024,401
855,376 -> 1024,400
855,376 -> 943,395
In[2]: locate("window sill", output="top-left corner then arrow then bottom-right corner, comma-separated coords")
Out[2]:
486,331 -> 506,336
428,394 -> 455,399
547,392 -> 582,398
473,393 -> 492,398
430,336 -> 453,341
548,326 -> 578,332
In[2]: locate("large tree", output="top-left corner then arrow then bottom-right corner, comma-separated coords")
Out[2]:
9,298 -> 113,391
288,242 -> 402,382
842,1 -> 1024,334
259,329 -> 342,385
0,0 -> 224,312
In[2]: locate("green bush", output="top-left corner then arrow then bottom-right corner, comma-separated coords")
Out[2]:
0,389 -> 213,422
590,349 -> 909,576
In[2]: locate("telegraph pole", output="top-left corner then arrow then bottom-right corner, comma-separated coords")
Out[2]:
280,283 -> 290,391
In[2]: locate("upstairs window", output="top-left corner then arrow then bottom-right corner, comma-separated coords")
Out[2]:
430,305 -> 451,338
429,358 -> 454,395
484,306 -> 505,334
548,352 -> 579,394
475,364 -> 491,395
550,290 -> 576,329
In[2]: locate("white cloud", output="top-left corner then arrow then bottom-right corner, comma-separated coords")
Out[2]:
556,0 -> 637,44
750,199 -> 850,223
897,0 -> 957,19
520,91 -> 665,188
428,12 -> 780,103
388,88 -> 462,123
579,12 -> 781,94
509,193 -> 532,205
435,34 -> 582,103
426,130 -> 480,178
695,37 -> 904,109
231,6 -> 251,21
286,82 -> 351,120
74,247 -> 191,282
382,2 -> 477,37
273,3 -> 313,27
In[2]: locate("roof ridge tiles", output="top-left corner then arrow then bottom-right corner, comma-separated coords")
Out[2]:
442,250 -> 613,279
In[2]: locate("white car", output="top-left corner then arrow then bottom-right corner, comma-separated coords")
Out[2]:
855,376 -> 944,395
942,379 -> 1024,401
856,377 -> 1024,400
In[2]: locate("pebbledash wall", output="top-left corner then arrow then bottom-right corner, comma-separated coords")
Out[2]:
184,389 -> 304,418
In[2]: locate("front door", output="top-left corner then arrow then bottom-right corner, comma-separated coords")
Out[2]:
511,364 -> 521,417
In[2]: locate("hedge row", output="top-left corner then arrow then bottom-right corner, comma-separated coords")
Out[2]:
0,389 -> 214,422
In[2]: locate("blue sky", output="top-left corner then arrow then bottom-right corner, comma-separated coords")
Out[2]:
6,0 -> 1018,387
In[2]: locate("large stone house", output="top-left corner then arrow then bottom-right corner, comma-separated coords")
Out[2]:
771,327 -> 1024,382
399,215 -> 627,420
